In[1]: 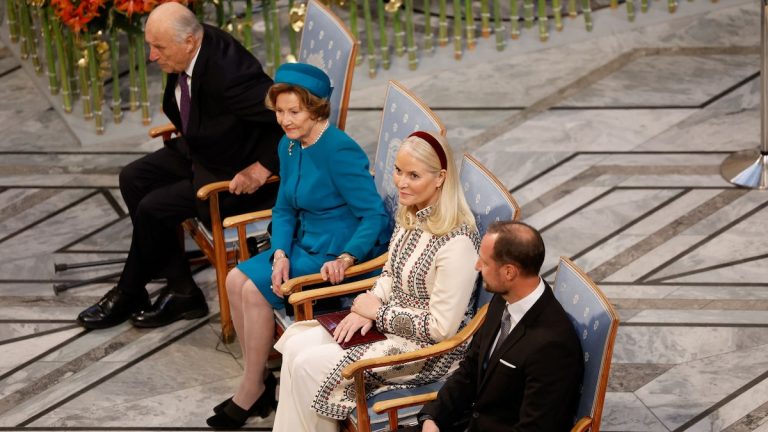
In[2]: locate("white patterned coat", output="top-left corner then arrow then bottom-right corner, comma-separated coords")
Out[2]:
310,207 -> 480,419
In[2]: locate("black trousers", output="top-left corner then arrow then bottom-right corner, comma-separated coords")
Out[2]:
116,145 -> 278,296
399,417 -> 470,432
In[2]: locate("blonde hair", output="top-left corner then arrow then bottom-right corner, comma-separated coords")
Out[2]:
394,132 -> 476,236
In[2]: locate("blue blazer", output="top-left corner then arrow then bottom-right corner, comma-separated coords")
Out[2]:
270,125 -> 390,262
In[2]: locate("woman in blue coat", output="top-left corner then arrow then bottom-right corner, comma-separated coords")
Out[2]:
207,63 -> 389,429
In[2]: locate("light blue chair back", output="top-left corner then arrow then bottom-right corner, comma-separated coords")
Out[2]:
552,257 -> 619,432
460,154 -> 520,238
298,0 -> 357,130
350,155 -> 521,432
275,82 -> 441,337
373,80 -> 445,223
460,154 -> 521,309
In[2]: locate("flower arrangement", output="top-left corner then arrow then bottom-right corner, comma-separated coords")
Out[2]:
114,0 -> 159,17
1,0 -> 710,135
49,0 -> 107,32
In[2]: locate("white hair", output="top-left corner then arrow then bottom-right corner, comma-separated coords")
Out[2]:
170,6 -> 203,42
149,3 -> 203,42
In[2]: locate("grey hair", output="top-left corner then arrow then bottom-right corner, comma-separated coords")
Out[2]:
170,6 -> 203,42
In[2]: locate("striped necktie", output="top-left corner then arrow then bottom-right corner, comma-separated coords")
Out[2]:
492,307 -> 512,357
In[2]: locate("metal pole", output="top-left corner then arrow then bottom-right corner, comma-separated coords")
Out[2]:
54,258 -> 127,272
720,0 -> 768,189
53,272 -> 122,295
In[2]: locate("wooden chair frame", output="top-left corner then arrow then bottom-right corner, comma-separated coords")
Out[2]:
369,257 -> 620,432
555,257 -> 620,432
148,125 -> 278,343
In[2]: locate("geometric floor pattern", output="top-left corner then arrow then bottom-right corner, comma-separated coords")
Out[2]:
2,1 -> 768,430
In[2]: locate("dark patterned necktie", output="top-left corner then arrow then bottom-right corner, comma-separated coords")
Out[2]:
179,71 -> 191,133
492,308 -> 512,356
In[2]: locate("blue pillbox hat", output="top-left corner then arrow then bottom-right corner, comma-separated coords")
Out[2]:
274,63 -> 333,99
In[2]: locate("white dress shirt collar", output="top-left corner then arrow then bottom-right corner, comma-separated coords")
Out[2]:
505,277 -> 545,326
176,44 -> 202,112
488,278 -> 546,357
185,43 -> 201,77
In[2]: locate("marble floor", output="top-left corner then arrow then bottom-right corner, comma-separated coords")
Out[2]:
1,0 -> 768,430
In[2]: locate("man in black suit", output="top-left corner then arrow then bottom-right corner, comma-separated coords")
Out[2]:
411,221 -> 583,432
77,2 -> 283,329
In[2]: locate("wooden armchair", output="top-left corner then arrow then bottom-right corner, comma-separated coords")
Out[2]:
371,257 -> 620,432
551,257 -> 620,432
284,154 -> 521,432
146,0 -> 357,343
224,80 -> 446,334
147,125 -> 275,343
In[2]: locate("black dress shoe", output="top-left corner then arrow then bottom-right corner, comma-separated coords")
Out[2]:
130,289 -> 208,328
77,287 -> 150,330
213,373 -> 277,414
207,374 -> 277,429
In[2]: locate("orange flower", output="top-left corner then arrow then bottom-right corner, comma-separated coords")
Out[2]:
114,0 -> 188,17
51,0 -> 106,33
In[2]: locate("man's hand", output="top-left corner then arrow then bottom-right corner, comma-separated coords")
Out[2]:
229,162 -> 271,195
422,419 -> 440,432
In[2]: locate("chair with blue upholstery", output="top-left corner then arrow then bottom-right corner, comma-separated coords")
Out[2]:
371,256 -> 619,432
146,124 -> 277,343
298,153 -> 520,432
276,80 -> 446,325
552,257 -> 620,432
298,0 -> 357,129
146,0 -> 358,343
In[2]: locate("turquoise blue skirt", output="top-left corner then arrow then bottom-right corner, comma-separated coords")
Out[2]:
236,243 -> 330,309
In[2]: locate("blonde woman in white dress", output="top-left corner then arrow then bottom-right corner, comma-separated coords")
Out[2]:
272,131 -> 480,432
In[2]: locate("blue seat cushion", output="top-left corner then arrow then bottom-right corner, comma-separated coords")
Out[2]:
348,380 -> 445,432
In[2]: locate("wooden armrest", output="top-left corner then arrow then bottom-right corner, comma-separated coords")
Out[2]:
341,304 -> 489,379
372,392 -> 437,414
196,175 -> 280,200
149,123 -> 178,139
571,416 -> 593,432
196,181 -> 232,199
222,209 -> 273,228
288,276 -> 378,306
280,253 -> 388,295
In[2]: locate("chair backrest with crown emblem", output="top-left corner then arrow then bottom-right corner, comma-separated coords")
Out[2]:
552,257 -> 619,432
459,153 -> 521,309
273,81 -> 442,335
372,81 -> 445,226
298,0 -> 357,130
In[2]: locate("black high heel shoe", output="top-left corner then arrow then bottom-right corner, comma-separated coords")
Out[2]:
212,397 -> 232,415
206,373 -> 278,429
212,373 -> 277,414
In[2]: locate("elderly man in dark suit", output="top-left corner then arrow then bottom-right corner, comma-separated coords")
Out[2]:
77,2 -> 283,330
410,221 -> 583,432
